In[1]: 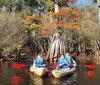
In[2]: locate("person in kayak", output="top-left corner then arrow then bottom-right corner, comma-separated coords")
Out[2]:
65,53 -> 76,68
33,53 -> 45,68
56,54 -> 70,70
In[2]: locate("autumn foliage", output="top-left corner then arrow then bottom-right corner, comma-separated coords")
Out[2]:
69,0 -> 76,3
25,7 -> 83,36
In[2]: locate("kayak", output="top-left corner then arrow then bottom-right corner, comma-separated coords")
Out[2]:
85,65 -> 95,69
30,66 -> 48,76
52,67 -> 76,78
12,64 -> 26,69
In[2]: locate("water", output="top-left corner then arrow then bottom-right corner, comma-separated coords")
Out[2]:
0,59 -> 100,85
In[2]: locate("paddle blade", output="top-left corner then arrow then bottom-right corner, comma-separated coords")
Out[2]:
50,62 -> 58,67
12,63 -> 26,69
85,65 -> 95,69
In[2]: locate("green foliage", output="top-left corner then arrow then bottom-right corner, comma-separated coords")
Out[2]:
0,0 -> 13,6
20,0 -> 27,9
27,0 -> 36,6
17,6 -> 34,18
45,1 -> 54,11
0,12 -> 27,56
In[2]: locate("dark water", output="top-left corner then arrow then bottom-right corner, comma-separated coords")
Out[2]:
0,59 -> 100,85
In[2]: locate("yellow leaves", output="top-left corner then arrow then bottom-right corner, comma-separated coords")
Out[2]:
26,15 -> 40,21
46,1 -> 54,10
25,20 -> 32,25
25,24 -> 41,30
25,15 -> 41,30
29,24 -> 41,30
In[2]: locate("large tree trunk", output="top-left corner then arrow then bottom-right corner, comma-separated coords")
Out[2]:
46,28 -> 65,62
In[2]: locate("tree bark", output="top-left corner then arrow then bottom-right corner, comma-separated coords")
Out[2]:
54,0 -> 59,12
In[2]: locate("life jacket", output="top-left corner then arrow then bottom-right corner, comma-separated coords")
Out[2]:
65,56 -> 74,66
34,57 -> 45,68
58,57 -> 69,69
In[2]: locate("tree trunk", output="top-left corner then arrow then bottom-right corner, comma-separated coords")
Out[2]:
94,50 -> 100,64
54,0 -> 59,12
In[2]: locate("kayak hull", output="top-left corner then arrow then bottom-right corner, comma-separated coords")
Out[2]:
52,67 -> 76,78
30,66 -> 48,76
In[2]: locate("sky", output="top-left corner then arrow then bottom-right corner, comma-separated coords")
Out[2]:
75,0 -> 94,6
69,0 -> 98,8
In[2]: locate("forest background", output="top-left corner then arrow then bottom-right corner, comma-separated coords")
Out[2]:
0,0 -> 100,63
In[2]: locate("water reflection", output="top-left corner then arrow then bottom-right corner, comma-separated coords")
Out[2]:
51,72 -> 77,85
11,75 -> 21,85
85,70 -> 96,78
30,73 -> 44,85
0,60 -> 100,85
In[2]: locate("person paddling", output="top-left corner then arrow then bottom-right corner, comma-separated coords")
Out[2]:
56,54 -> 70,70
65,53 -> 76,68
33,53 -> 45,68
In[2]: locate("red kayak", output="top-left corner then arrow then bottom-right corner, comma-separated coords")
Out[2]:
12,64 -> 26,69
85,65 -> 95,69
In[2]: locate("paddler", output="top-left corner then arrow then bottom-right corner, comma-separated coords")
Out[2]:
33,52 -> 46,68
56,54 -> 70,70
65,53 -> 76,68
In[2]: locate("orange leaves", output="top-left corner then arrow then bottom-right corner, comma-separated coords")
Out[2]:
46,10 -> 83,31
47,11 -> 83,19
69,0 -> 76,3
41,29 -> 47,34
66,25 -> 82,31
24,7 -> 83,36
43,20 -> 82,31
41,29 -> 52,36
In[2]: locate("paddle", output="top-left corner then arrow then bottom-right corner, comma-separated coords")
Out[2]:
50,62 -> 95,69
50,62 -> 69,70
34,64 -> 45,67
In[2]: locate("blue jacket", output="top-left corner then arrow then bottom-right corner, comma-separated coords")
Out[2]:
34,57 -> 45,68
58,57 -> 69,69
65,56 -> 74,66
